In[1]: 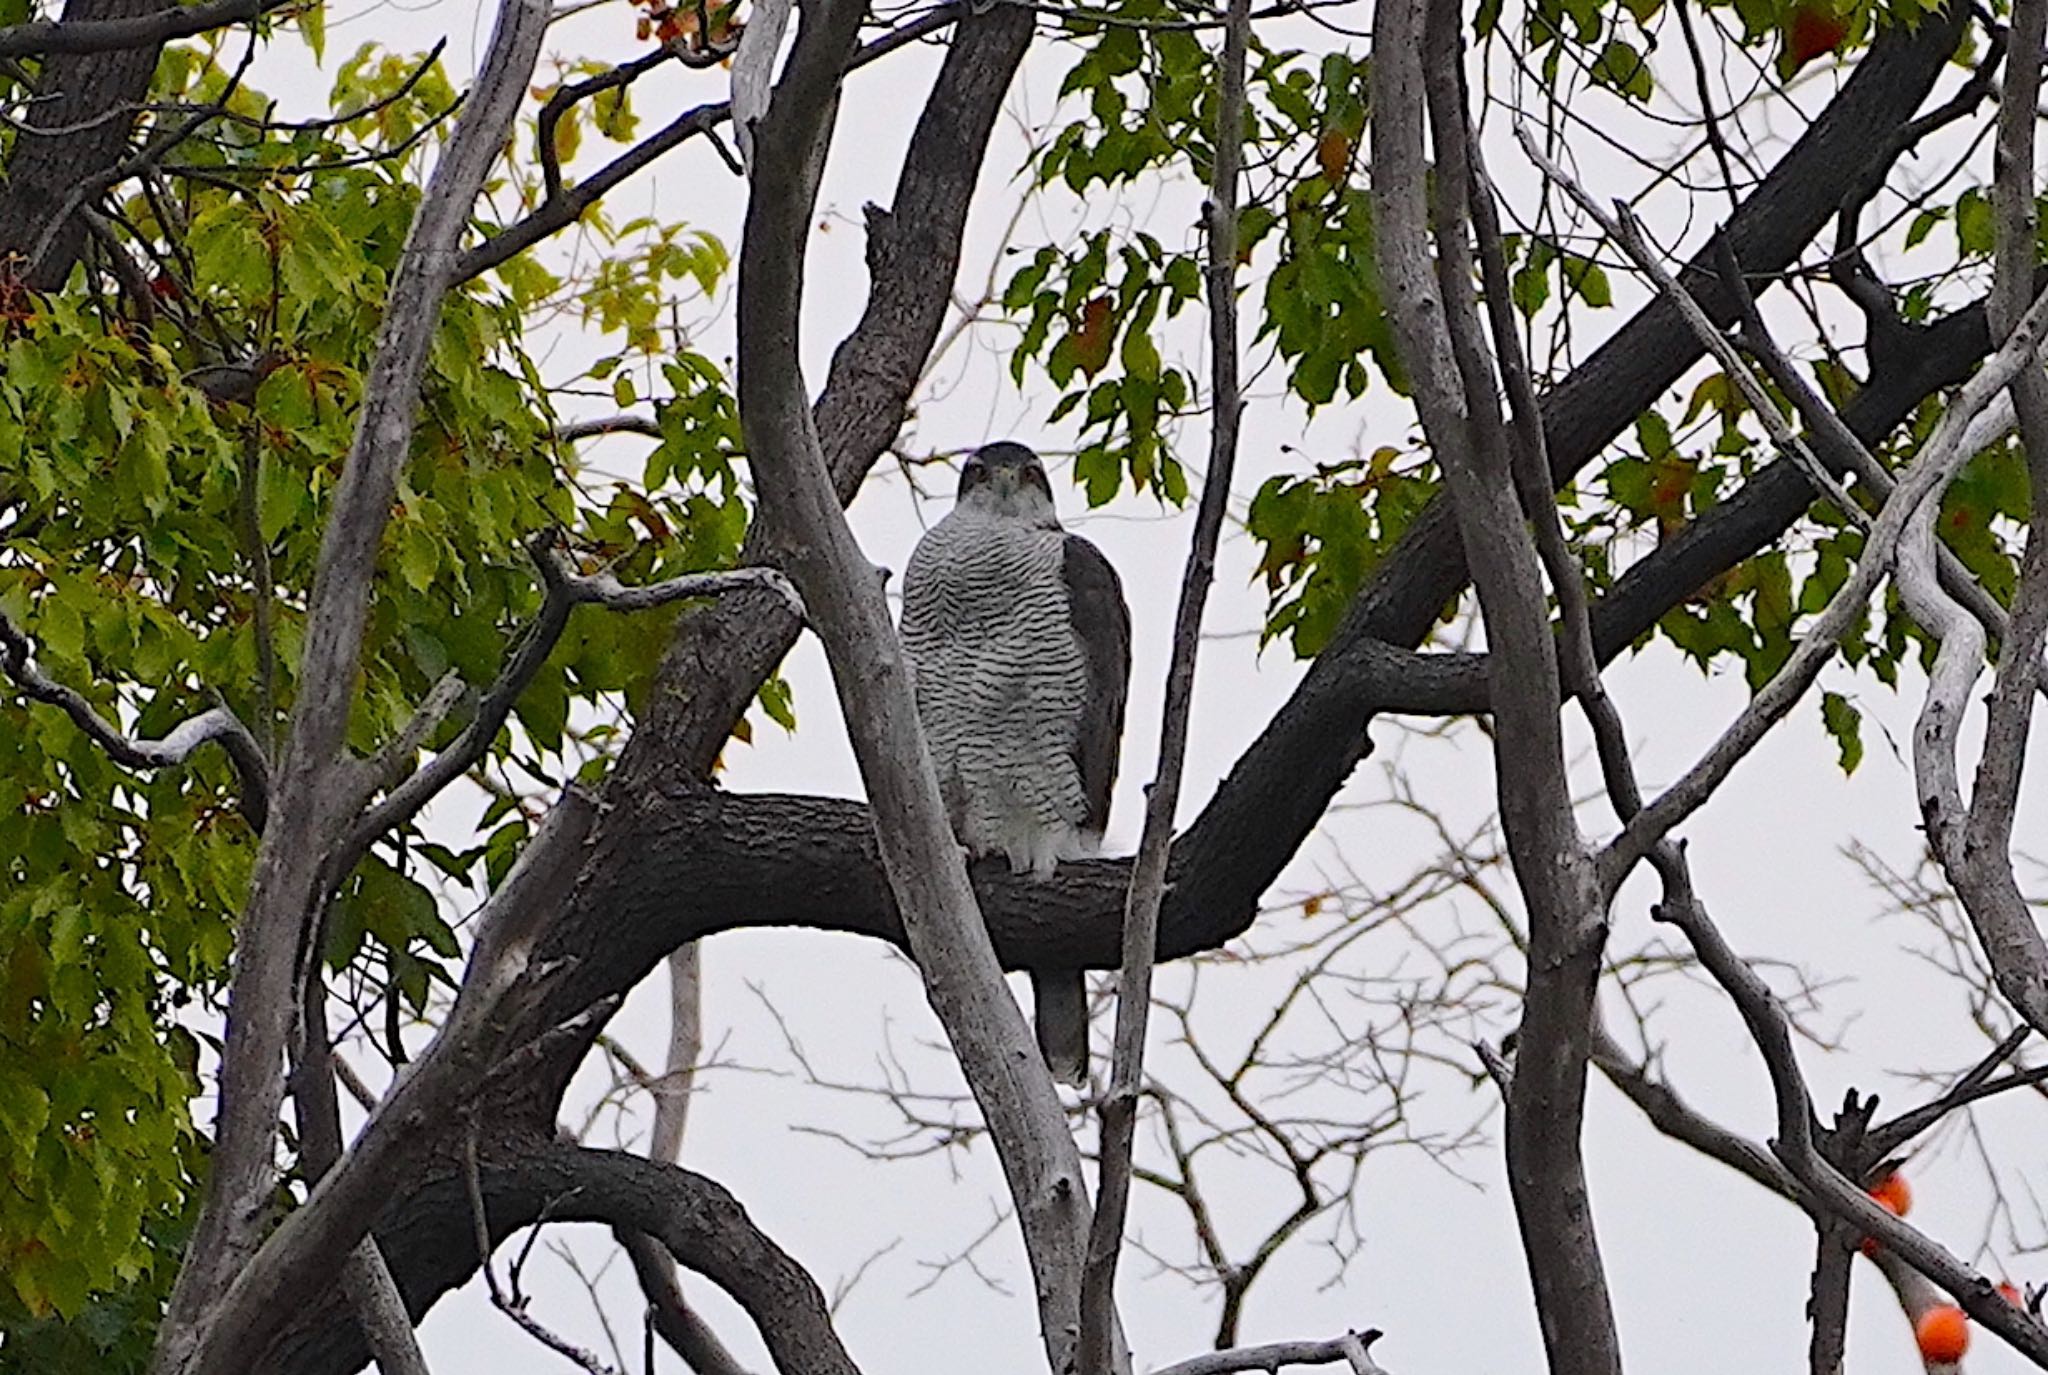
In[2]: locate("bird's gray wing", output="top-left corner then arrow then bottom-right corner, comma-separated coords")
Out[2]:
1062,532 -> 1131,837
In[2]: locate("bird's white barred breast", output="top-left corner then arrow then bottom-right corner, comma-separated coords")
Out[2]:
900,508 -> 1092,877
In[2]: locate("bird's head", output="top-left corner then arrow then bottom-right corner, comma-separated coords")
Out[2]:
957,441 -> 1060,527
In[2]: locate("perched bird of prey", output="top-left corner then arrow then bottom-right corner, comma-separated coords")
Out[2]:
900,440 -> 1132,1087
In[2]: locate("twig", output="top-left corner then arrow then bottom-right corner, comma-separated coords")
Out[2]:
456,2 -> 968,283
465,1126 -> 620,1374
1865,1028 -> 2043,1160
1077,0 -> 1250,1368
1713,234 -> 2021,653
537,47 -> 674,201
1575,170 -> 2048,890
554,414 -> 665,443
1517,126 -> 1858,524
0,610 -> 271,827
26,30 -> 260,280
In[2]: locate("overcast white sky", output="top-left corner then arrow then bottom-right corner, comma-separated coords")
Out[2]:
244,2 -> 2048,1371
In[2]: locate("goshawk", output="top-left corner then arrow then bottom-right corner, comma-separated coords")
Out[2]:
899,440 -> 1132,1086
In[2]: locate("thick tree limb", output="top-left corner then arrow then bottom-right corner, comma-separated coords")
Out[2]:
1078,0 -> 1248,1367
0,0 -> 290,56
337,1245 -> 433,1375
736,3 -> 1111,1372
195,787 -> 601,1375
1157,1 -> 1971,934
147,0 -> 554,1366
1383,5 -> 1616,1370
0,0 -> 163,289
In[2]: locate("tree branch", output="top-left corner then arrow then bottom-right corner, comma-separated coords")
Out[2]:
464,1127 -> 620,1373
342,538 -> 798,865
1079,0 -> 1249,1366
1524,125 -> 2048,893
0,0 -> 172,288
1393,7 -> 1614,1369
1938,0 -> 2048,1044
148,0 -> 554,1364
1150,1331 -> 1390,1375
1656,877 -> 2048,1365
454,2 -> 968,284
736,2 -> 1117,1371
0,0 -> 290,55
227,13 -> 2008,1363
0,610 -> 271,827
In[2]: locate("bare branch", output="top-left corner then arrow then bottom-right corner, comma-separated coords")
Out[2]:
1151,1330 -> 1390,1375
1938,0 -> 2048,1044
555,414 -> 665,443
0,609 -> 271,827
1385,6 -> 1616,1370
181,789 -> 598,1375
1079,0 -> 1250,1367
650,944 -> 701,1165
342,539 -> 799,864
1542,120 -> 2048,892
1657,883 -> 2048,1366
148,0 -> 554,1353
465,1127 -> 620,1374
1715,234 -> 2019,650
454,2 -> 968,284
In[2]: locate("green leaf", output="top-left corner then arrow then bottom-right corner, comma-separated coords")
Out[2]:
1820,690 -> 1864,774
397,524 -> 439,591
1956,189 -> 1994,257
299,0 -> 326,60
256,452 -> 305,545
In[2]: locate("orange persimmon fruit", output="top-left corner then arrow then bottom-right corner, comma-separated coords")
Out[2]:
1916,1305 -> 1970,1364
1870,1173 -> 1912,1217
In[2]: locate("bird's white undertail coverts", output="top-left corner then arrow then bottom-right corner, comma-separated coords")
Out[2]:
900,440 -> 1132,1086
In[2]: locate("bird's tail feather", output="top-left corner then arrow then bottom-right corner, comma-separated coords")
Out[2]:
1030,968 -> 1089,1088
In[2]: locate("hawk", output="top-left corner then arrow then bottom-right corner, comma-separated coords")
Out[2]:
900,440 -> 1132,1087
